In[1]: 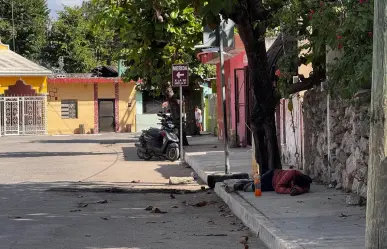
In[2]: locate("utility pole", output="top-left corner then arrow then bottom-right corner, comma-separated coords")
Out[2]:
218,25 -> 230,174
365,0 -> 387,248
11,0 -> 16,52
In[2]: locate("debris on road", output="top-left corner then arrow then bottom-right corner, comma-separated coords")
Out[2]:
96,200 -> 108,204
70,209 -> 81,212
194,201 -> 208,207
100,217 -> 108,220
170,194 -> 176,199
192,233 -> 228,237
131,180 -> 140,183
190,172 -> 198,180
169,176 -> 195,185
78,203 -> 88,208
146,221 -> 157,224
240,236 -> 249,245
171,205 -> 178,208
152,208 -> 167,214
145,206 -> 153,211
8,216 -> 22,219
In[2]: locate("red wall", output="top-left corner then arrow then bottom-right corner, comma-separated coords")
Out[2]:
216,52 -> 248,145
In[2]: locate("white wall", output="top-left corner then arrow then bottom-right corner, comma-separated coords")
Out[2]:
279,94 -> 304,169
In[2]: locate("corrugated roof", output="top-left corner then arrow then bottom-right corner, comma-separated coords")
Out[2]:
0,41 -> 52,76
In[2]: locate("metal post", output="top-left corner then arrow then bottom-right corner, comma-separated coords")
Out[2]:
179,85 -> 184,161
218,26 -> 230,174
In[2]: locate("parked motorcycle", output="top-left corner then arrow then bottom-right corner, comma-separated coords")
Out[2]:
135,113 -> 180,161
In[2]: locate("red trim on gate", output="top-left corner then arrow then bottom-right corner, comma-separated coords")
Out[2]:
94,83 -> 99,133
114,82 -> 119,132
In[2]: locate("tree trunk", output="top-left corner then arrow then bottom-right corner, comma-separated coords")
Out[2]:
235,7 -> 282,174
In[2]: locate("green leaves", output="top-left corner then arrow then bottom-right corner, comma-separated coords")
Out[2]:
42,3 -> 117,73
0,0 -> 49,60
275,0 -> 374,98
91,0 -> 213,91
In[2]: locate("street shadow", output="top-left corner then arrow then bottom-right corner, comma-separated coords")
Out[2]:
31,138 -> 138,144
0,151 -> 115,158
122,146 -> 169,162
121,147 -> 195,181
154,163 -> 195,180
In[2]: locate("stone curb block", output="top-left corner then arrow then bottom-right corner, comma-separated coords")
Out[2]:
215,183 -> 305,249
184,152 -> 208,184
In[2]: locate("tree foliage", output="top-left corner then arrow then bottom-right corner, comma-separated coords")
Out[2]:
42,3 -> 116,73
93,0 -> 215,93
275,0 -> 374,98
0,0 -> 49,61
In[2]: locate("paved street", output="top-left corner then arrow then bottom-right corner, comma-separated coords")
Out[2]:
0,134 -> 202,191
0,134 -> 267,249
0,188 -> 266,249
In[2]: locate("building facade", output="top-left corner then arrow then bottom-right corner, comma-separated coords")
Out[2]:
0,41 -> 51,136
47,76 -> 136,135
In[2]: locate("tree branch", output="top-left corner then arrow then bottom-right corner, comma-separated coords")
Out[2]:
286,71 -> 325,95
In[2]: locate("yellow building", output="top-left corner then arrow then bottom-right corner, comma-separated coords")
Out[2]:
47,75 -> 136,134
0,41 -> 51,136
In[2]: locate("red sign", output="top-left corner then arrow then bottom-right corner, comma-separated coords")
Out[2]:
172,64 -> 189,87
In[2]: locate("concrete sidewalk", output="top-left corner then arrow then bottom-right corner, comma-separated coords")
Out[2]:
184,136 -> 366,249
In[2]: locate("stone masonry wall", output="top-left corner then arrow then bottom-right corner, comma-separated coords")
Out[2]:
303,88 -> 371,198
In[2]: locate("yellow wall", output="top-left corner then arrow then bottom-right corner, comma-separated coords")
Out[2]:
47,82 -> 136,134
47,83 -> 94,134
0,76 -> 47,94
0,43 -> 10,50
119,83 -> 136,132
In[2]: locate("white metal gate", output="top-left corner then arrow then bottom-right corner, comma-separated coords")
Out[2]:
0,96 -> 47,136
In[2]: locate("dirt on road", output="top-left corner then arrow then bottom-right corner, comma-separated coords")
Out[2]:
0,185 -> 267,249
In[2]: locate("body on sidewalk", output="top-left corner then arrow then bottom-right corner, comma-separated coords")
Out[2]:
235,169 -> 312,196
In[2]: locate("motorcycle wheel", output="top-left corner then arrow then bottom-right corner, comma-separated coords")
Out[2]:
136,148 -> 145,159
143,152 -> 153,161
166,146 -> 180,162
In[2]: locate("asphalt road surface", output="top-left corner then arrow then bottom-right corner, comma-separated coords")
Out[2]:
0,187 -> 267,249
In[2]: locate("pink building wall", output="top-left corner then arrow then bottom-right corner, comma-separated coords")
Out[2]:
215,52 -> 248,146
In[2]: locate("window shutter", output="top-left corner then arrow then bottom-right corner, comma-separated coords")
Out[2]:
61,100 -> 78,119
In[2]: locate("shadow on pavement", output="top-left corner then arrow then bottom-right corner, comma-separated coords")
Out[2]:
122,146 -> 171,162
0,151 -> 115,158
30,138 -> 138,144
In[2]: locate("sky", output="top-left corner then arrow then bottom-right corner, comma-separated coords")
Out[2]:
47,0 -> 84,18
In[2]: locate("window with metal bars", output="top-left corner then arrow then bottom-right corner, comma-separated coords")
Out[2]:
61,100 -> 78,119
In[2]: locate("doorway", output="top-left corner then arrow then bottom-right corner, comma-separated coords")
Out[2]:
98,99 -> 115,132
